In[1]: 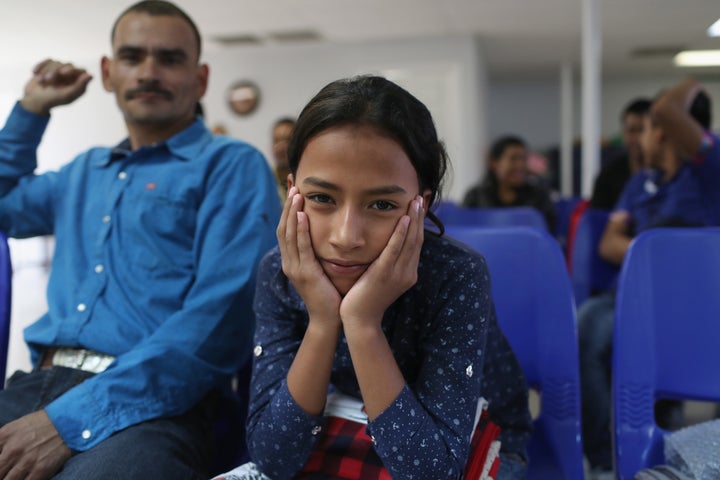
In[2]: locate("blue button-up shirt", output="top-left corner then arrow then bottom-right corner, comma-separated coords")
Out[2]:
0,103 -> 281,450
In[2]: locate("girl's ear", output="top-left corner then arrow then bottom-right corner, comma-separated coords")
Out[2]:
421,188 -> 433,214
287,173 -> 295,192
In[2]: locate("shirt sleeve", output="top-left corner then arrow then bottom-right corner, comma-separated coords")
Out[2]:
0,102 -> 56,236
364,254 -> 493,479
245,252 -> 326,480
692,132 -> 720,225
44,144 -> 281,450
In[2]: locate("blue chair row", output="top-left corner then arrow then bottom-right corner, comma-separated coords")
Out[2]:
613,227 -> 720,478
445,225 -> 584,480
435,202 -> 549,231
569,208 -> 618,306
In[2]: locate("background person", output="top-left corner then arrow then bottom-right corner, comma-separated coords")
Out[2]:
463,134 -> 557,232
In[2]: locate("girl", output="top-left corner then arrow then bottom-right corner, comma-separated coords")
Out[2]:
216,76 -> 530,479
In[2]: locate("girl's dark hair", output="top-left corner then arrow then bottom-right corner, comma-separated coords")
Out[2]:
287,75 -> 449,232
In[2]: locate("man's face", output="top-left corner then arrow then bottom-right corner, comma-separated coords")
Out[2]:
640,115 -> 663,169
101,12 -> 207,130
622,113 -> 646,162
272,122 -> 294,168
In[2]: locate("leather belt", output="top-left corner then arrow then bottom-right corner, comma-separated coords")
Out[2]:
41,347 -> 115,374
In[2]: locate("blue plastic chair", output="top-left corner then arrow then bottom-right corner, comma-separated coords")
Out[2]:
554,196 -> 582,246
0,232 -> 12,388
444,225 -> 584,480
438,206 -> 548,231
613,228 -> 720,479
569,208 -> 618,306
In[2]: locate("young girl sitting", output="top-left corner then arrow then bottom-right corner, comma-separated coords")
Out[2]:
214,76 -> 531,480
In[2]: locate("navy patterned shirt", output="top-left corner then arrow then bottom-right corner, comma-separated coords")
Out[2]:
246,232 -> 531,479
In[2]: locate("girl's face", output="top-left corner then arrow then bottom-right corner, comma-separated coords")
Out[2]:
491,144 -> 528,188
289,125 -> 428,295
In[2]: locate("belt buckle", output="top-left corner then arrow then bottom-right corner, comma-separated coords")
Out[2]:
51,348 -> 114,373
53,348 -> 88,370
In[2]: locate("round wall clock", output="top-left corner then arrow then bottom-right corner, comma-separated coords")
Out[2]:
227,80 -> 261,116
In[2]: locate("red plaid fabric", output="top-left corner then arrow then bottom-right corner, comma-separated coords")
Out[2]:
298,416 -> 391,480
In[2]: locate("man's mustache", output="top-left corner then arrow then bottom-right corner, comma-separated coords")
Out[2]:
125,85 -> 173,101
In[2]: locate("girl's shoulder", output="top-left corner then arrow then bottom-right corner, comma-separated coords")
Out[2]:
419,232 -> 490,282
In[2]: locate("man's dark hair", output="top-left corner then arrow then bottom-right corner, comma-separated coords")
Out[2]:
621,98 -> 652,121
689,90 -> 712,130
111,1 -> 202,58
273,117 -> 296,129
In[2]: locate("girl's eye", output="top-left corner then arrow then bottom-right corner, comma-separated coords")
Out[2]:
307,193 -> 333,205
371,200 -> 396,211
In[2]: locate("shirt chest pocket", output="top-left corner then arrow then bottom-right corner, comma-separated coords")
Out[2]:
120,186 -> 198,274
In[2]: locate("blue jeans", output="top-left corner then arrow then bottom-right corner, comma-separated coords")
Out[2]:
577,293 -> 615,470
498,453 -> 528,479
0,367 -> 215,479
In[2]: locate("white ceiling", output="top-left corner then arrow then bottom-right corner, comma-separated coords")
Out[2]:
3,0 -> 720,79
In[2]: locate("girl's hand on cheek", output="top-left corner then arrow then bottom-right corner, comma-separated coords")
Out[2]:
277,187 -> 342,326
340,195 -> 425,329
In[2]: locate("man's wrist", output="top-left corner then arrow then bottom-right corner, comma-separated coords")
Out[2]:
19,97 -> 51,116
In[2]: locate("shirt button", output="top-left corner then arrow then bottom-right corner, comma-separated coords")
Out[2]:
466,365 -> 474,378
253,345 -> 263,357
94,264 -> 104,274
77,303 -> 87,312
311,425 -> 322,436
102,215 -> 111,224
118,171 -> 128,180
81,429 -> 92,440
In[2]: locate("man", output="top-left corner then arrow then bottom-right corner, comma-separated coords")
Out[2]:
579,79 -> 719,475
0,1 -> 280,478
589,97 -> 652,210
270,116 -> 296,199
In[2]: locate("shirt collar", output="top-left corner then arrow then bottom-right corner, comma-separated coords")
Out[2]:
96,117 -> 212,167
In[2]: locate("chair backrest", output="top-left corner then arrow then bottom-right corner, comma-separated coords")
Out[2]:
569,208 -> 618,306
438,206 -> 548,231
613,228 -> 720,479
554,196 -> 582,245
444,225 -> 584,480
0,232 -> 12,388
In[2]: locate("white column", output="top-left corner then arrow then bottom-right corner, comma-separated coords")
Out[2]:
581,0 -> 602,197
560,63 -> 574,197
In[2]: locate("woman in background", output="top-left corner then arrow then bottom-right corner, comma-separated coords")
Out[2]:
463,134 -> 556,232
